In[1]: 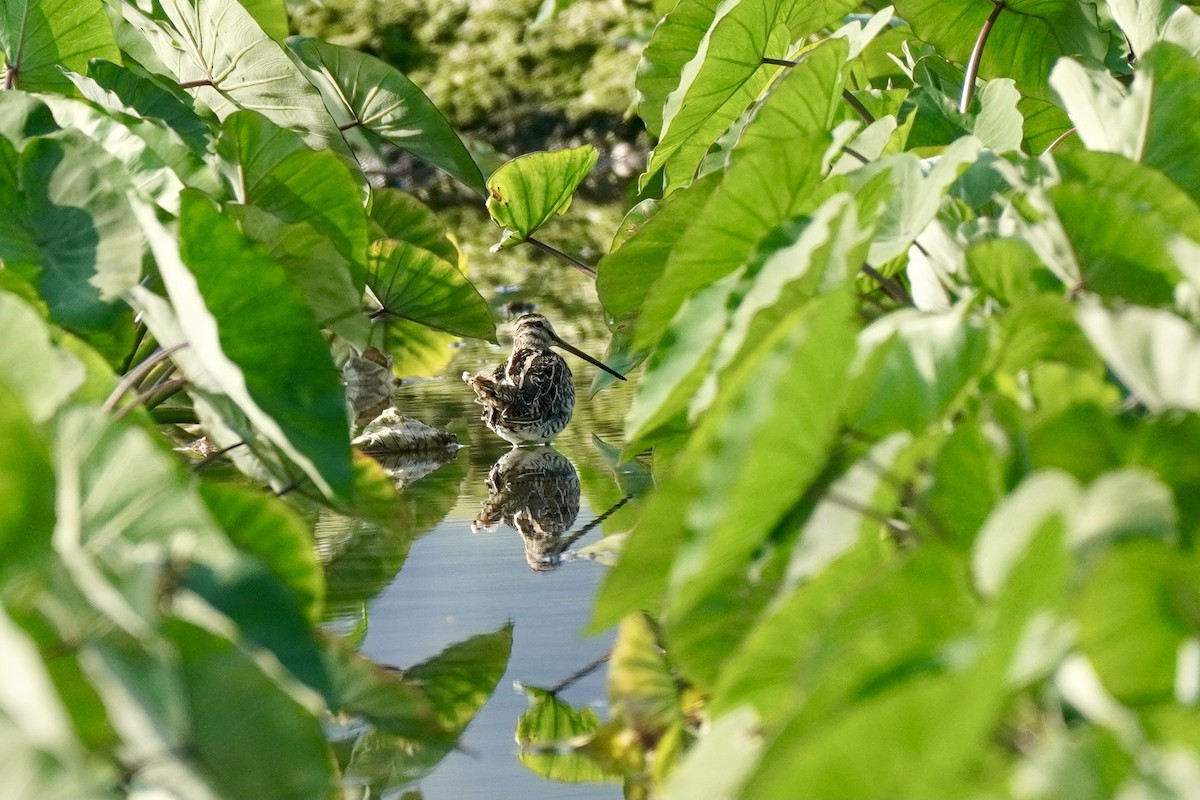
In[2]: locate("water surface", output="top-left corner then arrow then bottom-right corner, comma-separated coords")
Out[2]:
355,305 -> 636,799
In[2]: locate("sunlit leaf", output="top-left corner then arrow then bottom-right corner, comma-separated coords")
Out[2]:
117,0 -> 356,167
288,36 -> 484,193
218,110 -> 370,346
369,188 -> 459,266
0,291 -> 84,423
1107,0 -> 1200,62
1051,43 -> 1200,202
632,131 -> 833,353
485,145 -> 598,249
0,0 -> 118,94
659,707 -> 762,800
1079,539 -> 1200,704
5,130 -> 142,331
82,59 -> 213,155
894,0 -> 1110,102
406,624 -> 513,731
198,482 -> 326,625
367,239 -> 496,342
136,192 -> 352,500
646,0 -> 860,192
846,303 -> 989,437
235,0 -> 288,41
1077,301 -> 1200,412
635,0 -> 721,138
0,380 -> 55,575
517,686 -> 616,783
597,171 -> 719,323
609,614 -> 680,734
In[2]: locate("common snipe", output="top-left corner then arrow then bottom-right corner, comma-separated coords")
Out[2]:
463,313 -> 625,446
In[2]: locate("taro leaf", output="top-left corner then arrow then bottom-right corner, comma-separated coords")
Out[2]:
0,380 -> 55,575
1077,302 -> 1200,412
117,0 -> 355,168
1107,0 -> 1200,60
632,131 -> 833,353
36,93 -> 192,213
597,171 -> 720,323
406,624 -> 513,732
165,617 -> 335,800
609,614 -> 680,735
659,708 -> 763,800
1054,150 -> 1200,244
893,0 -> 1109,102
847,136 -> 981,265
1079,539 -> 1200,705
1047,182 -> 1181,305
965,238 -> 1054,304
635,0 -> 721,138
287,36 -> 485,195
6,130 -> 142,332
0,606 -> 103,798
218,110 -> 370,346
786,432 -> 919,585
138,192 -> 352,500
0,291 -> 84,423
846,303 -> 989,438
322,637 -> 447,741
180,556 -> 334,704
0,0 -> 119,94
646,0 -> 861,193
905,57 -> 1023,153
1051,43 -> 1200,202
367,239 -> 496,342
84,59 -> 213,155
235,0 -> 288,41
733,36 -> 850,159
517,686 -> 615,783
380,317 -> 461,378
485,145 -> 599,249
595,292 -> 858,630
720,545 -> 972,732
1019,96 -> 1073,154
369,188 -> 459,265
0,90 -> 58,143
198,482 -> 325,625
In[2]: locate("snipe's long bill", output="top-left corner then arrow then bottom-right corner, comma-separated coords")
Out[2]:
463,313 -> 625,446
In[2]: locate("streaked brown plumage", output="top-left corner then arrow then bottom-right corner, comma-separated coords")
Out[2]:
463,313 -> 625,446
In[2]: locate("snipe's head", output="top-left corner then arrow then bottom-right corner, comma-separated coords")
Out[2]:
511,313 -> 559,350
509,313 -> 627,381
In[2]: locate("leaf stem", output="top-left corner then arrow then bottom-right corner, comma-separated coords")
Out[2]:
861,264 -> 913,306
3,64 -> 15,91
114,377 -> 188,420
103,343 -> 189,412
337,119 -> 361,132
1042,127 -> 1077,155
178,78 -> 214,90
549,651 -> 611,695
842,89 -> 875,126
525,236 -> 597,279
960,2 -> 1005,114
761,56 -> 797,68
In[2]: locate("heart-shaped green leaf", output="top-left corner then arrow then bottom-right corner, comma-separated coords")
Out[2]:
485,145 -> 598,249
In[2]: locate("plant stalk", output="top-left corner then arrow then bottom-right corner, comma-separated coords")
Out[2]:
861,264 -> 913,306
1042,127 -> 1077,155
960,2 -> 1005,114
3,64 -> 15,91
103,343 -> 189,412
178,78 -> 214,90
525,236 -> 597,279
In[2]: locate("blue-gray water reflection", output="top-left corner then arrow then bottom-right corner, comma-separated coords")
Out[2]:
359,331 -> 633,799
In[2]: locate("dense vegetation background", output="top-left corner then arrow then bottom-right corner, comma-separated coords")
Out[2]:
3,0 -> 1200,798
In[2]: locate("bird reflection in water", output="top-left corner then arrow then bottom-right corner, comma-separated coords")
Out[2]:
472,447 -> 585,572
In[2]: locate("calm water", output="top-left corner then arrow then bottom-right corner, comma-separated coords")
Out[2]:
354,301 -> 636,799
